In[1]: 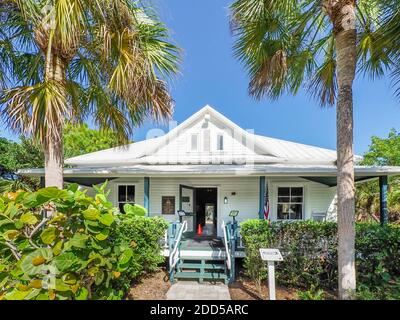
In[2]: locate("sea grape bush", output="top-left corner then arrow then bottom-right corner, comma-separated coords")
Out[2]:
240,220 -> 400,299
0,183 -> 167,300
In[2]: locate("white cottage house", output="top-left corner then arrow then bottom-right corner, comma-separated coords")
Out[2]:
22,105 -> 400,237
21,105 -> 400,282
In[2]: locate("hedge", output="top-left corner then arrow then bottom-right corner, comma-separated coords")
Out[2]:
240,220 -> 400,297
114,215 -> 168,280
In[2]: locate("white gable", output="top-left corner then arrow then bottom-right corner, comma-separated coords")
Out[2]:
65,105 -> 341,167
149,107 -> 271,165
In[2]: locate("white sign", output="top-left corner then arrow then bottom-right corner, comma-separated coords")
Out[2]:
259,248 -> 283,262
259,248 -> 283,300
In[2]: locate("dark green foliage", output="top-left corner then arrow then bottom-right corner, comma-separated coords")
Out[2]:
357,128 -> 400,222
240,220 -> 338,289
362,129 -> 400,166
356,223 -> 400,289
0,136 -> 44,171
240,220 -> 400,299
63,123 -> 130,159
0,125 -> 125,192
0,136 -> 43,191
114,216 -> 168,280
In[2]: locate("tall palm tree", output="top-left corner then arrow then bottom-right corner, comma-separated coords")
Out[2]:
0,0 -> 179,188
230,0 -> 399,299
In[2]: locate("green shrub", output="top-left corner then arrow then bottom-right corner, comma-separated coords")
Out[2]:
241,220 -> 337,289
240,220 -> 400,299
356,223 -> 400,287
297,285 -> 325,300
0,183 -> 166,300
114,215 -> 168,279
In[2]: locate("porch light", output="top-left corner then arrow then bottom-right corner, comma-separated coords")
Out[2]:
224,196 -> 228,204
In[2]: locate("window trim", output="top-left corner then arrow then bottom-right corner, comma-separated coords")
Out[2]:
116,183 -> 136,213
275,185 -> 305,221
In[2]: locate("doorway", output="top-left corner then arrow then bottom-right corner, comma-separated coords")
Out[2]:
195,187 -> 218,237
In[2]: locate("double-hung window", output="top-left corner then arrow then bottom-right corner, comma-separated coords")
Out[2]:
277,187 -> 303,220
118,185 -> 135,213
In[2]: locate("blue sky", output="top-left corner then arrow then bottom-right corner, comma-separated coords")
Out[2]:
2,0 -> 399,155
141,0 -> 400,155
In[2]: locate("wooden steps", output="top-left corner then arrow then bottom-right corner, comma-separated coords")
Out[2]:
175,271 -> 227,281
178,262 -> 225,270
174,256 -> 228,284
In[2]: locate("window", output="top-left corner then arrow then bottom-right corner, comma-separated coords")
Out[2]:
191,134 -> 198,151
118,185 -> 135,213
203,130 -> 210,151
277,187 -> 303,220
217,134 -> 224,151
162,196 -> 175,215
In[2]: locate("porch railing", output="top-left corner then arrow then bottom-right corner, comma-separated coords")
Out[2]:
222,220 -> 240,282
167,220 -> 187,282
222,220 -> 232,270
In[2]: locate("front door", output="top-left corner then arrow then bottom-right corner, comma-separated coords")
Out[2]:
195,188 -> 218,237
179,185 -> 196,232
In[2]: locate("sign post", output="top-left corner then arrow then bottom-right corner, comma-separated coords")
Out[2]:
259,248 -> 283,300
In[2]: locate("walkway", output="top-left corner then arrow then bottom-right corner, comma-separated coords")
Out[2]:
166,281 -> 231,300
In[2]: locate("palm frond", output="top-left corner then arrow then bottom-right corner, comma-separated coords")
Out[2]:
230,0 -> 399,106
308,35 -> 337,106
1,80 -> 68,144
0,0 -> 180,146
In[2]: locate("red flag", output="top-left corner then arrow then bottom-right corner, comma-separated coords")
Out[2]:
263,181 -> 270,220
264,198 -> 270,219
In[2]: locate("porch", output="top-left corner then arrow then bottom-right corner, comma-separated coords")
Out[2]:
55,172 -> 392,225
33,170 -> 390,225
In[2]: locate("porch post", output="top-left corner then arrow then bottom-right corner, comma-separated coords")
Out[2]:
259,176 -> 266,219
144,177 -> 150,216
39,177 -> 45,188
379,175 -> 388,225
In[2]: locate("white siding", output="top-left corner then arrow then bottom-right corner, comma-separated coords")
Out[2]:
86,176 -> 337,237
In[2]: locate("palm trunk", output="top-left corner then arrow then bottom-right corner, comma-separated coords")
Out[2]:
43,53 -> 66,189
44,126 -> 63,189
331,1 -> 357,300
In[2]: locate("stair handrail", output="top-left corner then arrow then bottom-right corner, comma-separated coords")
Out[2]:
222,220 -> 231,270
169,220 -> 187,270
163,229 -> 168,248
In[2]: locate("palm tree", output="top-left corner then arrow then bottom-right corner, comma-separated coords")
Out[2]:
0,0 -> 179,188
230,0 -> 399,299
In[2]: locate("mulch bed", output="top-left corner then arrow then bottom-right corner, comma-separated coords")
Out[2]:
127,269 -> 299,300
126,265 -> 335,300
228,275 -> 299,300
126,267 -> 171,300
